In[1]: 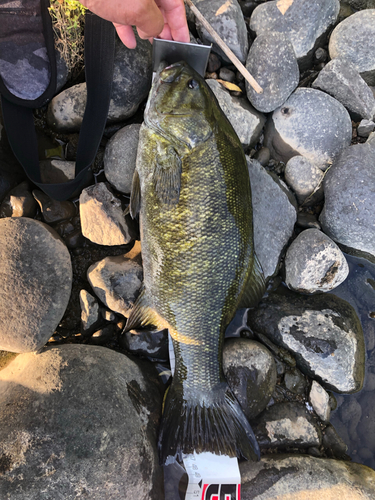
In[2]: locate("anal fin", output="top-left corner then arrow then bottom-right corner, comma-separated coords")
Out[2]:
238,252 -> 266,309
125,288 -> 163,332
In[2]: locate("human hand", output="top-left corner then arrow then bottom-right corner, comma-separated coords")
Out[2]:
80,0 -> 190,49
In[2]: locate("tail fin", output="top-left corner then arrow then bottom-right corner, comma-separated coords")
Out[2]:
158,380 -> 260,465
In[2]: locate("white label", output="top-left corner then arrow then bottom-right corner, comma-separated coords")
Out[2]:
183,452 -> 241,500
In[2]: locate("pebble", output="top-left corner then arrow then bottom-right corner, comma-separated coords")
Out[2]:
219,67 -> 236,83
0,181 -> 37,218
284,367 -> 307,394
0,218 -> 72,353
206,79 -> 265,148
312,58 -> 375,121
104,123 -> 141,194
329,9 -> 375,86
309,380 -> 331,422
207,52 -> 221,73
252,147 -> 270,167
322,424 -> 349,458
79,182 -> 132,246
32,189 -> 76,224
248,291 -> 365,393
296,212 -> 321,230
264,88 -> 352,170
39,159 -> 75,184
248,158 -> 297,280
284,156 -> 324,205
284,228 -> 349,293
79,289 -> 100,333
358,119 -> 375,137
314,47 -> 328,63
246,31 -> 299,113
223,339 -> 277,420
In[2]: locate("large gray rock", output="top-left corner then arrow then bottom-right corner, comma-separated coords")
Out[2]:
240,455 -> 375,499
104,124 -> 141,194
329,9 -> 375,86
223,339 -> 277,420
47,35 -> 152,132
192,0 -> 249,64
0,218 -> 72,353
247,292 -> 365,393
319,142 -> 375,260
246,31 -> 299,113
284,155 -> 324,205
206,79 -> 265,147
264,88 -> 352,170
312,57 -> 375,121
250,0 -> 340,70
284,228 -> 349,293
0,345 -> 163,499
248,158 -> 297,280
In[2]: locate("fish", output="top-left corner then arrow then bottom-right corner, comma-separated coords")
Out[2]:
125,61 -> 265,465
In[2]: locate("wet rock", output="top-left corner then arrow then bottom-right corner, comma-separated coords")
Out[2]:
312,58 -> 375,121
284,367 -> 307,394
246,32 -> 299,113
79,182 -> 132,246
247,291 -> 365,393
319,142 -> 375,259
104,123 -> 141,194
79,290 -> 100,333
223,339 -> 277,420
47,34 -> 152,132
358,119 -> 375,137
240,454 -> 375,499
284,156 -> 324,204
0,181 -> 37,218
264,88 -> 352,170
206,79 -> 265,148
250,0 -> 340,70
248,158 -> 297,280
284,229 -> 349,293
120,328 -> 169,362
339,397 -> 362,436
0,218 -> 72,353
329,9 -> 375,86
0,345 -> 163,499
309,380 -> 330,422
87,255 -> 143,317
32,189 -> 76,224
253,402 -> 321,449
192,0 -> 249,64
39,159 -> 75,184
322,424 -> 349,458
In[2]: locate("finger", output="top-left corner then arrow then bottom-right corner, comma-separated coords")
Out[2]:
133,1 -> 165,39
114,24 -> 137,49
156,0 -> 190,42
157,23 -> 173,41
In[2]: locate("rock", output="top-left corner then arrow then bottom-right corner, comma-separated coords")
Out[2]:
309,380 -> 330,422
319,142 -> 375,259
0,345 -> 163,499
87,255 -> 143,317
219,67 -> 236,83
322,424 -> 349,458
284,229 -> 349,293
0,218 -> 72,353
39,159 -> 75,184
32,189 -> 76,224
348,0 -> 375,8
79,182 -> 132,246
248,158 -> 297,280
315,47 -> 328,63
47,34 -> 152,132
0,161 -> 26,205
358,119 -> 375,137
0,181 -> 37,218
240,454 -> 375,499
250,0 -> 340,70
264,88 -> 352,170
312,58 -> 375,121
120,328 -> 169,362
223,339 -> 277,420
206,79 -> 265,147
192,0 -> 249,64
247,291 -> 365,393
207,52 -> 221,73
225,308 -> 253,338
252,147 -> 270,167
284,367 -> 307,394
253,402 -> 321,449
339,397 -> 362,437
296,212 -> 321,230
284,156 -> 324,204
79,290 -> 100,333
245,32 -> 299,113
104,123 -> 141,194
329,9 -> 375,86
90,324 -> 116,345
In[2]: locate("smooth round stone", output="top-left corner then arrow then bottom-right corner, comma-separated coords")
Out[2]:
104,123 -> 141,194
246,31 -> 299,113
329,9 -> 375,86
0,345 -> 163,498
219,67 -> 236,83
309,380 -> 331,422
358,119 -> 375,137
284,228 -> 349,293
264,88 -> 352,170
253,147 -> 270,167
32,189 -> 76,224
284,156 -> 324,204
0,181 -> 37,218
223,339 -> 277,420
0,218 -> 72,353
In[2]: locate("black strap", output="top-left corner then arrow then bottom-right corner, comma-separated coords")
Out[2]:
1,11 -> 115,201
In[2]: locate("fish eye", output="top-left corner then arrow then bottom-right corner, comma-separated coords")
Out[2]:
187,78 -> 199,89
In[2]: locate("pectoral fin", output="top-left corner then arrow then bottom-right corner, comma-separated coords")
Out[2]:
153,145 -> 182,206
130,169 -> 141,218
238,253 -> 266,309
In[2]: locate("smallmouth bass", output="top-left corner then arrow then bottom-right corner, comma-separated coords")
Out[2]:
126,62 -> 265,464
